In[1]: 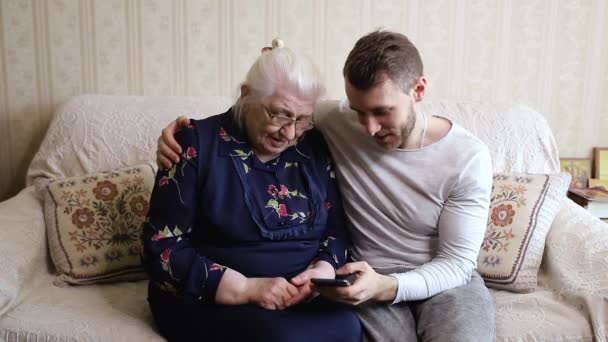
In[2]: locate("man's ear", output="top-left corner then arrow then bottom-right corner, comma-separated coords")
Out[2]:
240,85 -> 250,100
411,76 -> 427,102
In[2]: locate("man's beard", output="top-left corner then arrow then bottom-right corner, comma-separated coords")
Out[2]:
393,100 -> 417,149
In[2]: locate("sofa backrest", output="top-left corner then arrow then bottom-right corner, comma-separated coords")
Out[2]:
27,95 -> 233,187
419,100 -> 560,174
27,95 -> 560,187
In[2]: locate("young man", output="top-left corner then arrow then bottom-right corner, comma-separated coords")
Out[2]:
157,31 -> 495,341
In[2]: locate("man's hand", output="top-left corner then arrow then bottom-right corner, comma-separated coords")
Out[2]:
157,45 -> 274,170
156,115 -> 191,170
314,261 -> 398,305
285,260 -> 335,307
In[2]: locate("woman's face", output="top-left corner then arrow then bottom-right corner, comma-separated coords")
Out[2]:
244,88 -> 315,161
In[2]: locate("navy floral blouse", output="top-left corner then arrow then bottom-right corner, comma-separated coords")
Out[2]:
141,109 -> 350,307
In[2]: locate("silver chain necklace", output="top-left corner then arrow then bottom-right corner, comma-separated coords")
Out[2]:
419,113 -> 428,149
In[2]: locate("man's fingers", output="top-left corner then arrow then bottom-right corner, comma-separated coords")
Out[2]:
158,116 -> 189,166
156,154 -> 174,170
312,285 -> 339,299
335,285 -> 370,306
159,139 -> 181,163
313,283 -> 362,304
162,116 -> 189,153
162,125 -> 182,154
315,288 -> 352,305
177,115 -> 190,127
336,261 -> 367,276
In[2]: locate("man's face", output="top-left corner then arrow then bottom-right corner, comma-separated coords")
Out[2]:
345,76 -> 417,150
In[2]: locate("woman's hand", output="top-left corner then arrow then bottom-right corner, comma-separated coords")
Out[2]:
244,277 -> 300,310
313,261 -> 398,305
215,269 -> 299,310
285,260 -> 335,307
157,115 -> 191,169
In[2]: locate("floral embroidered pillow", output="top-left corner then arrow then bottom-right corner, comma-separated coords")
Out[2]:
477,172 -> 570,292
43,164 -> 155,286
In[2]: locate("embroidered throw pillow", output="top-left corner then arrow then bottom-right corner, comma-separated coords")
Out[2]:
43,164 -> 155,286
478,172 -> 570,292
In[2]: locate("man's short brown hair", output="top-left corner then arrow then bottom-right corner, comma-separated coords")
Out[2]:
343,30 -> 423,92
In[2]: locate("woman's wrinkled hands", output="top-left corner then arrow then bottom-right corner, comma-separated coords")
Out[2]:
156,115 -> 190,170
244,277 -> 299,310
285,260 -> 335,307
216,269 -> 300,310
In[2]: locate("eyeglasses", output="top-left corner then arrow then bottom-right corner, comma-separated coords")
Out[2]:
262,105 -> 315,131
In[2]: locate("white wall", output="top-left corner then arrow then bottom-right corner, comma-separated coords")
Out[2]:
1,0 -> 607,200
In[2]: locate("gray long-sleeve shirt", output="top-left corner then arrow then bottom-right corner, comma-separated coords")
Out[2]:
316,106 -> 492,302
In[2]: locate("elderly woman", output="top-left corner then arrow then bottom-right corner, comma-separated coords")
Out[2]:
142,40 -> 361,342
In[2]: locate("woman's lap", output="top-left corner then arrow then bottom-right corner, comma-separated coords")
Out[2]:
149,291 -> 361,342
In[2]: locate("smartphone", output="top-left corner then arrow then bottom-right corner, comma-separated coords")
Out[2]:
310,274 -> 356,287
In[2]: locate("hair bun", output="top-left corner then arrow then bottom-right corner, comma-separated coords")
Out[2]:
271,38 -> 284,49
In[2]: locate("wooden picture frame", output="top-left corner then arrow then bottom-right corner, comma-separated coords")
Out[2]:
589,178 -> 608,191
560,158 -> 592,189
593,147 -> 608,179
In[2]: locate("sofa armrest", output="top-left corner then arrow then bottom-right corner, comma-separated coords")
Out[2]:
539,199 -> 608,339
0,186 -> 48,316
542,198 -> 608,297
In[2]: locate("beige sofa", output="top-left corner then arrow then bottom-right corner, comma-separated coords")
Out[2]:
0,95 -> 606,341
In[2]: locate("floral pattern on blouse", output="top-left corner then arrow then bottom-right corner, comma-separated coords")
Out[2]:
265,184 -> 309,223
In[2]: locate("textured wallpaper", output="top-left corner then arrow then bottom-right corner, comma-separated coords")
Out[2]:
0,0 -> 607,200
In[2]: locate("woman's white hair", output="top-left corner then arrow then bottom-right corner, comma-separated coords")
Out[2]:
233,42 -> 325,123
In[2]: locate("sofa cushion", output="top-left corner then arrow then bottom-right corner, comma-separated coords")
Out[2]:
477,172 -> 570,292
493,288 -> 598,341
43,163 -> 155,285
0,272 -> 163,342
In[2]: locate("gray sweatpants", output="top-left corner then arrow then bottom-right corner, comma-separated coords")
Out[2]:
355,271 -> 495,342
